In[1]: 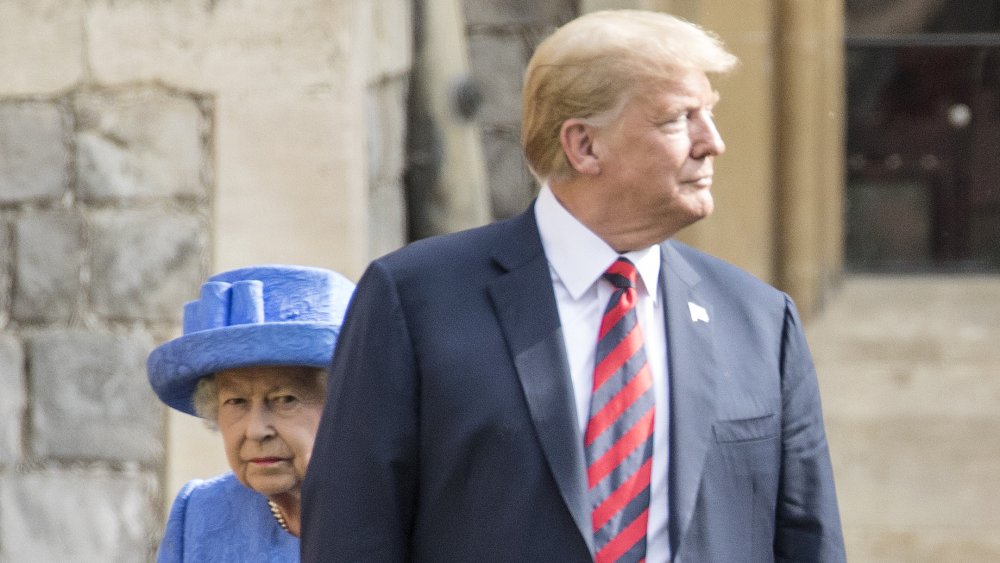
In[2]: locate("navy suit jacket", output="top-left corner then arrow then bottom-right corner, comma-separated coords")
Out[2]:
301,206 -> 845,562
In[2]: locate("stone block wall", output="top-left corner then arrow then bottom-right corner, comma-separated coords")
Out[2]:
0,87 -> 210,560
1,469 -> 158,562
462,0 -> 578,219
1,1 -> 410,560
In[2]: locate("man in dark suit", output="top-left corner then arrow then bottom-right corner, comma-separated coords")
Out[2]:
302,9 -> 845,563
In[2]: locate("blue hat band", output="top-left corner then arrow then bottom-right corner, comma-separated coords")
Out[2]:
184,280 -> 269,333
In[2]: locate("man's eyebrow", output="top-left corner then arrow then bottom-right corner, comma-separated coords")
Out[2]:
675,90 -> 722,111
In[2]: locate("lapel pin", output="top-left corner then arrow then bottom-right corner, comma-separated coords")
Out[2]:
688,302 -> 709,323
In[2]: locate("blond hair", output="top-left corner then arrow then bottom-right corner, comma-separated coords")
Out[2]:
521,10 -> 738,182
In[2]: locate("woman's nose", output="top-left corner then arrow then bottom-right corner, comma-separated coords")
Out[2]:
245,403 -> 276,440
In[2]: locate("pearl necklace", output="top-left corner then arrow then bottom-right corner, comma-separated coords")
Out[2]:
267,500 -> 290,533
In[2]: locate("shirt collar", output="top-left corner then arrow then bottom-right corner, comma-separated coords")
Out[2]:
535,185 -> 661,302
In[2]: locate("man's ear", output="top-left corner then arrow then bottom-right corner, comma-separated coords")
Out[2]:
559,119 -> 601,176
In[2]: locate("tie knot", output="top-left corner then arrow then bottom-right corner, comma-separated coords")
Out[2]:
603,257 -> 637,290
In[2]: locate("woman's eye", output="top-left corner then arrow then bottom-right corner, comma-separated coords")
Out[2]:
221,397 -> 246,407
273,395 -> 299,408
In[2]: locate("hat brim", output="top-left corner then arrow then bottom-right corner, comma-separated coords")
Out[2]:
147,322 -> 340,416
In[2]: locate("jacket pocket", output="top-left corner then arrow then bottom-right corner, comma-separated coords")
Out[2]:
712,413 -> 779,443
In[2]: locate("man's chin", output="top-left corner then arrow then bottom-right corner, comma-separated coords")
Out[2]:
686,192 -> 714,219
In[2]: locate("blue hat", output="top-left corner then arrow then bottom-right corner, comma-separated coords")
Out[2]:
147,265 -> 355,416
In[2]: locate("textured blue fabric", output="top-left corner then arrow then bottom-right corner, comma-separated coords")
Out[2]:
158,472 -> 299,562
147,265 -> 355,415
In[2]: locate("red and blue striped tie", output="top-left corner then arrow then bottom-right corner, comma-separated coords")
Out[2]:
586,257 -> 655,563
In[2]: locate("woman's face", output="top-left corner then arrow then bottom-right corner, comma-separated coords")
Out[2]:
214,366 -> 325,500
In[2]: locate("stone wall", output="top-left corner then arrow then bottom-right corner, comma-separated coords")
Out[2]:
0,0 -> 409,560
0,86 -> 209,560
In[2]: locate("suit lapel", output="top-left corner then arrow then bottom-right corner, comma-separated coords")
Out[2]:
485,214 -> 720,555
661,241 -> 719,554
487,208 -> 594,556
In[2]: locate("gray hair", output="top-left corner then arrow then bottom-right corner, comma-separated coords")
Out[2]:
192,367 -> 328,429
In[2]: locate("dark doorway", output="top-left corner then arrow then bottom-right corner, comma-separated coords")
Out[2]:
845,1 -> 1000,271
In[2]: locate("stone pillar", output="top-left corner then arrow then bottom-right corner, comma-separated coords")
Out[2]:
364,0 -> 414,258
462,0 -> 578,220
407,0 -> 491,237
774,0 -> 834,316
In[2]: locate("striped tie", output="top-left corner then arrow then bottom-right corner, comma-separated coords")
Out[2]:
586,257 -> 655,563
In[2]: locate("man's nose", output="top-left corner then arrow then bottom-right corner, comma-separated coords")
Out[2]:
692,114 -> 725,158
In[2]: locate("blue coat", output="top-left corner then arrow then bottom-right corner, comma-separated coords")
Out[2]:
158,472 -> 298,562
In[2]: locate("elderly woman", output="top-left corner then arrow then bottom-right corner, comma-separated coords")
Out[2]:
147,265 -> 354,561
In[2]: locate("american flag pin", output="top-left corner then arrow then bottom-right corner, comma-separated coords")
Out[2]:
688,302 -> 709,323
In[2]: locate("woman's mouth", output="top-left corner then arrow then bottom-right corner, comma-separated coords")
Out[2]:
250,457 -> 285,466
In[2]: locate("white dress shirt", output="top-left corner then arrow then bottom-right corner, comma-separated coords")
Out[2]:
534,185 -> 671,561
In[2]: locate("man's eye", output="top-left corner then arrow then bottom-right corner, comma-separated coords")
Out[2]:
660,115 -> 687,130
